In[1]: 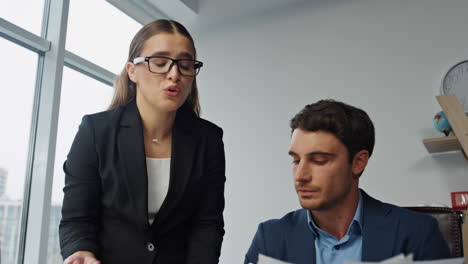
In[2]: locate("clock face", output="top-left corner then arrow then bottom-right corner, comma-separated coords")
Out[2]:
442,60 -> 468,112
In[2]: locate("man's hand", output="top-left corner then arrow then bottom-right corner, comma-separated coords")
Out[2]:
64,251 -> 101,264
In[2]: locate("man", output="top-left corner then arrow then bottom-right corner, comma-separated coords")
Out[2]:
244,100 -> 450,264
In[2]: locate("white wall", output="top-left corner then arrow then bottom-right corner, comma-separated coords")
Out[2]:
192,0 -> 468,262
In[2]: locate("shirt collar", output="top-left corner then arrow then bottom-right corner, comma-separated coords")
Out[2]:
307,190 -> 363,237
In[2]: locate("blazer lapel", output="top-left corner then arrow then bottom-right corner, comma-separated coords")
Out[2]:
361,190 -> 397,262
287,210 -> 317,264
118,102 -> 149,227
152,109 -> 199,228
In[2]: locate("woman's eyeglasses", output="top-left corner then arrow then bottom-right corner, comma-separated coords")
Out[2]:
133,56 -> 203,77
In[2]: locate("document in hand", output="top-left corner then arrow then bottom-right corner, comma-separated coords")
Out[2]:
345,254 -> 464,264
255,254 -> 292,264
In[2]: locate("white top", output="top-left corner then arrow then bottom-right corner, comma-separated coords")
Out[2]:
146,157 -> 171,225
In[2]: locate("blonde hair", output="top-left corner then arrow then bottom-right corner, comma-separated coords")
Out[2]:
109,19 -> 201,116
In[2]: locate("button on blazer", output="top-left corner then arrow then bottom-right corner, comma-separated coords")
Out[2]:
59,101 -> 226,264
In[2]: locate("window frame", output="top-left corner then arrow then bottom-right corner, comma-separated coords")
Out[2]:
0,0 -> 118,263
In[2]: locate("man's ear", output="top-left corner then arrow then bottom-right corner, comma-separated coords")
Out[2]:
351,150 -> 369,177
126,62 -> 137,83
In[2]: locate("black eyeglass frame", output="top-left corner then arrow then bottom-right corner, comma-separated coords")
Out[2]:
133,56 -> 204,77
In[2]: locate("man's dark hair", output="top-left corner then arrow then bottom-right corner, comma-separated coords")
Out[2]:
290,99 -> 375,163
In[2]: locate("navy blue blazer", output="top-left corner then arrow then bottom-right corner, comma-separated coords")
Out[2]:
245,191 -> 450,264
59,101 -> 225,264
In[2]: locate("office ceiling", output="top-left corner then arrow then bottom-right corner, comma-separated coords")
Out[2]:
107,0 -> 305,31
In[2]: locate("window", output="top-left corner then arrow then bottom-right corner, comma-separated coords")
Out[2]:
0,1 -> 45,35
0,38 -> 38,264
66,0 -> 141,73
48,67 -> 113,264
1,1 -> 144,262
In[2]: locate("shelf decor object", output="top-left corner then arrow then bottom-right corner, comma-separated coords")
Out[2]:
441,60 -> 468,113
451,191 -> 468,210
422,94 -> 468,159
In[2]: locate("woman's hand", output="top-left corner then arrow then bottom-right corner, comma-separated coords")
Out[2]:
63,251 -> 101,264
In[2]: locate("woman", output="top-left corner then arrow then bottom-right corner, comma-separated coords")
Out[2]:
59,19 -> 225,264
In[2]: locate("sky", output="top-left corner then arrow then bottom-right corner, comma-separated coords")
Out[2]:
0,0 -> 141,203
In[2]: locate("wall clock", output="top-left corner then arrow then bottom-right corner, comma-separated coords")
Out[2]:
441,60 -> 468,113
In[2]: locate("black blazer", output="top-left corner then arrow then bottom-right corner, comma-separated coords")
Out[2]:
59,101 -> 225,264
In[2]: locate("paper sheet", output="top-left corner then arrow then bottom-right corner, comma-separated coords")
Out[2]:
255,253 -> 464,264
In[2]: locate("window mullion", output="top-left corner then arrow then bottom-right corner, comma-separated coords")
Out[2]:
64,50 -> 116,86
20,0 -> 70,263
0,17 -> 51,53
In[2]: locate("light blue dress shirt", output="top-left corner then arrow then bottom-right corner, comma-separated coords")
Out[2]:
307,191 -> 363,264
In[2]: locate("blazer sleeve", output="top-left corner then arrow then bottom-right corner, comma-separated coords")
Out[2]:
59,115 -> 101,259
185,126 -> 226,264
411,216 -> 451,260
244,223 -> 267,264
